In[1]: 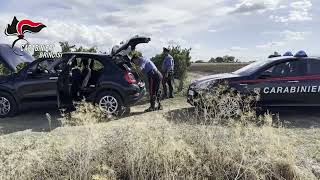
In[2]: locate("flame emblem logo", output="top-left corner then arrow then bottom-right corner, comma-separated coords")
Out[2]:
4,16 -> 46,54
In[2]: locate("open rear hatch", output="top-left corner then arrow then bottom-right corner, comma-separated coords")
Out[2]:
111,35 -> 150,88
111,35 -> 151,58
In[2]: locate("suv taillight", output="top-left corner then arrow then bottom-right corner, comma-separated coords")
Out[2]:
124,72 -> 137,84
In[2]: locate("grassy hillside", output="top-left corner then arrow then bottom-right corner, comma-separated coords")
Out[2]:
189,63 -> 249,74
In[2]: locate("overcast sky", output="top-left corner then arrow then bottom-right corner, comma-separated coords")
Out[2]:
0,0 -> 318,61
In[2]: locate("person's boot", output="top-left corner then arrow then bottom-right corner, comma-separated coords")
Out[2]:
162,94 -> 168,100
169,93 -> 174,98
157,104 -> 163,110
144,107 -> 156,112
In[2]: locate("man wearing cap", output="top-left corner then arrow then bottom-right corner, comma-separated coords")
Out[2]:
131,53 -> 163,112
162,47 -> 175,99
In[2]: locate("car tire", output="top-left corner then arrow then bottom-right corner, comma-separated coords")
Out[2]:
0,92 -> 18,118
96,91 -> 125,116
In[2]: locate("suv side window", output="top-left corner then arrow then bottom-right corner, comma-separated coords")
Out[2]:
29,59 -> 56,74
73,57 -> 104,71
262,60 -> 307,78
307,59 -> 320,75
72,57 -> 105,87
91,60 -> 104,71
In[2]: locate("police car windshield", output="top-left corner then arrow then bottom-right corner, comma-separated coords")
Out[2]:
233,60 -> 271,76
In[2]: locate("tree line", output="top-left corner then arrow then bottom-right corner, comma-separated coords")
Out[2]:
195,55 -> 240,63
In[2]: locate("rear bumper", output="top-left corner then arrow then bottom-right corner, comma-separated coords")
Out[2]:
123,84 -> 146,106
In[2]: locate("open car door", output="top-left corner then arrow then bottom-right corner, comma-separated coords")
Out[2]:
57,55 -> 76,110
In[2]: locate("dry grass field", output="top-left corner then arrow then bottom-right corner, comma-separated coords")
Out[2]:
0,97 -> 319,179
0,63 -> 319,179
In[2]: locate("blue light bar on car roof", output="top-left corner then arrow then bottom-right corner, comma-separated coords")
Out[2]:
283,51 -> 293,56
294,50 -> 308,58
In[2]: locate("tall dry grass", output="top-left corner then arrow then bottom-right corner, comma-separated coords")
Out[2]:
0,88 -> 317,179
1,118 -> 316,179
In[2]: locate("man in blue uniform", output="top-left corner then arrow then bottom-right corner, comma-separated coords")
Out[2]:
131,53 -> 163,112
161,47 -> 174,99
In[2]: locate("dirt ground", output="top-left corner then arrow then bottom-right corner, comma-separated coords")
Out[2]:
0,72 -> 319,135
0,96 -> 319,135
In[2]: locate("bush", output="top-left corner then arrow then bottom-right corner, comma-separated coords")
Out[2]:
195,60 -> 205,63
59,100 -> 115,126
59,41 -> 97,53
209,55 -> 236,63
151,46 -> 192,91
16,62 -> 29,72
0,63 -> 11,76
192,82 -> 263,126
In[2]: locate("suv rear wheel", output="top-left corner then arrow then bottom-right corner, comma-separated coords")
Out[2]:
96,91 -> 125,116
0,92 -> 18,118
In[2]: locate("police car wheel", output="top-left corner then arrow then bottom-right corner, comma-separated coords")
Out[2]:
217,96 -> 241,118
0,92 -> 18,118
96,91 -> 125,116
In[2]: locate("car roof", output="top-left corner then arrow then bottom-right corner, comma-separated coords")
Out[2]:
62,52 -> 109,57
268,56 -> 320,63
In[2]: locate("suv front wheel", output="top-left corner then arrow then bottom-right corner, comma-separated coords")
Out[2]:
0,92 -> 18,118
96,91 -> 126,116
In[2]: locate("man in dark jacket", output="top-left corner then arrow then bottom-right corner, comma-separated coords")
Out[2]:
162,47 -> 174,98
70,60 -> 82,100
131,53 -> 163,112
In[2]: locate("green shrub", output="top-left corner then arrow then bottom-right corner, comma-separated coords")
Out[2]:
16,62 -> 29,72
151,46 -> 192,91
0,63 -> 11,76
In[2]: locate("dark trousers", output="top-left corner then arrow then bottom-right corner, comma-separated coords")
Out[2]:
71,68 -> 82,100
148,70 -> 162,108
162,72 -> 174,97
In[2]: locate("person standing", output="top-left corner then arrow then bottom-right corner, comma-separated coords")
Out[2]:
131,53 -> 163,112
81,58 -> 92,88
162,47 -> 174,99
70,60 -> 82,100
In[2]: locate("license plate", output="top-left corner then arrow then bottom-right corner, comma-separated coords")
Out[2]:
188,90 -> 195,96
